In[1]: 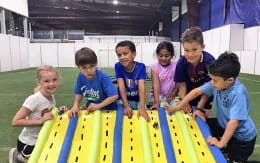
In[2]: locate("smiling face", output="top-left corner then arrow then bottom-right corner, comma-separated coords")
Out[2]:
157,48 -> 172,66
183,41 -> 205,65
78,64 -> 97,80
209,74 -> 234,90
38,70 -> 59,96
116,46 -> 136,70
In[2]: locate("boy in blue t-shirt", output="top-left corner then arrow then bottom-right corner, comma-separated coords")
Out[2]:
115,40 -> 150,121
174,27 -> 215,116
167,52 -> 257,162
69,47 -> 118,116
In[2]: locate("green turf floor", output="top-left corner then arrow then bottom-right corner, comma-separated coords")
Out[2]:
0,67 -> 259,163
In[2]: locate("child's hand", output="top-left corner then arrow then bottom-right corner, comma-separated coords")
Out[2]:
59,106 -> 68,112
87,103 -> 100,112
207,136 -> 224,148
69,107 -> 79,117
166,96 -> 174,104
138,108 -> 150,122
124,106 -> 133,118
149,103 -> 159,110
193,109 -> 206,121
183,104 -> 192,113
165,103 -> 180,114
41,111 -> 54,123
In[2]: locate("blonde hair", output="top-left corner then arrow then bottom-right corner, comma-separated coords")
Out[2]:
34,65 -> 59,92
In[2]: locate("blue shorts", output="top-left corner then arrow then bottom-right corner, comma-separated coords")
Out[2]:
116,100 -> 140,110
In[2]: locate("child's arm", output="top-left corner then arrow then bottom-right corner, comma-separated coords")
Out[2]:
150,69 -> 160,109
193,94 -> 209,120
69,94 -> 83,117
207,120 -> 239,148
12,107 -> 53,126
166,87 -> 203,113
138,79 -> 150,121
87,95 -> 118,112
178,82 -> 187,99
167,84 -> 179,103
117,78 -> 133,117
197,94 -> 208,108
177,82 -> 192,112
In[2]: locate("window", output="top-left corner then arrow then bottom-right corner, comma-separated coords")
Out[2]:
5,10 -> 25,37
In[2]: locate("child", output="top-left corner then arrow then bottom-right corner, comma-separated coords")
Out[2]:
9,65 -> 67,163
149,41 -> 178,110
174,27 -> 215,116
69,47 -> 118,117
115,40 -> 150,121
167,52 -> 257,162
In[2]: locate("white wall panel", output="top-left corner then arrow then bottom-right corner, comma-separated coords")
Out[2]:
41,43 -> 58,67
135,43 -> 142,63
29,43 -> 41,67
108,43 -> 118,68
145,36 -> 157,42
115,36 -> 131,43
100,36 -> 115,44
211,28 -> 221,58
141,43 -> 157,66
57,43 -> 75,67
10,36 -> 21,70
240,51 -> 256,74
229,24 -> 244,51
233,51 -> 242,62
244,27 -> 258,51
258,27 -> 260,52
0,34 -> 11,71
131,36 -> 145,44
203,30 -> 213,55
20,37 -> 29,69
172,42 -> 181,58
219,25 -> 230,53
254,51 -> 260,75
97,44 -> 109,68
74,43 -> 87,52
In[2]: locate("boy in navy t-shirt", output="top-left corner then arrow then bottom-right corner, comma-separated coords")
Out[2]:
115,40 -> 150,121
69,47 -> 118,116
167,52 -> 257,162
174,27 -> 215,116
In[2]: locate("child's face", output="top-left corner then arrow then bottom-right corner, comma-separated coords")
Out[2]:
183,41 -> 205,65
116,46 -> 136,68
38,71 -> 59,96
78,64 -> 97,80
209,74 -> 234,90
157,48 -> 172,66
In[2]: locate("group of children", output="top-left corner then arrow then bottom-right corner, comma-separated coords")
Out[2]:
9,27 -> 257,163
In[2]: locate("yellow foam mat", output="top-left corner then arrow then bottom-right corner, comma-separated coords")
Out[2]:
121,111 -> 144,162
33,110 -> 217,163
147,110 -> 167,162
67,110 -> 116,163
38,111 -> 69,163
167,111 -> 215,163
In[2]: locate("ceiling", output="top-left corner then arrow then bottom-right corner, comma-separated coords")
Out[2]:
28,0 -> 179,35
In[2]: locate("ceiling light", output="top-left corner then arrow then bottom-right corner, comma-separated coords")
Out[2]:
116,11 -> 120,14
113,0 -> 118,5
64,6 -> 70,10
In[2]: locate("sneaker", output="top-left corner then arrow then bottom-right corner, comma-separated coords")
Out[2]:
8,148 -> 24,163
9,148 -> 18,163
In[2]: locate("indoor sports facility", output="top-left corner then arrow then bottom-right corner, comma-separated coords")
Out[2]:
0,0 -> 260,163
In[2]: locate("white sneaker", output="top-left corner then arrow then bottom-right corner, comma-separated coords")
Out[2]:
8,148 -> 24,163
9,148 -> 18,163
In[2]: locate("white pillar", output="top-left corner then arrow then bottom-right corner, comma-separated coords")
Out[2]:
23,17 -> 28,37
0,8 -> 6,34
